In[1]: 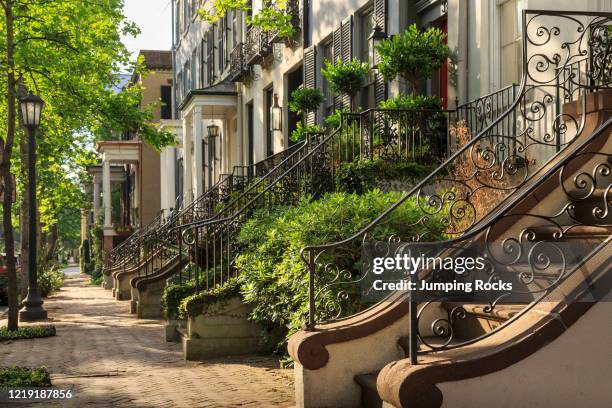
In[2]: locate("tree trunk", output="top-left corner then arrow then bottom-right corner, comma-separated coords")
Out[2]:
3,0 -> 19,331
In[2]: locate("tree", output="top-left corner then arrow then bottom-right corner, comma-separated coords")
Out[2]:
376,24 -> 449,95
0,0 -> 173,330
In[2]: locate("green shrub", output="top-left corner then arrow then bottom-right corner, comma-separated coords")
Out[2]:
379,94 -> 442,110
376,24 -> 449,93
0,367 -> 52,387
162,280 -> 197,319
37,261 -> 64,298
0,325 -> 56,342
235,190 -> 445,348
322,58 -> 369,99
324,107 -> 351,130
288,87 -> 324,115
290,122 -> 323,143
336,159 -> 436,194
179,278 -> 242,319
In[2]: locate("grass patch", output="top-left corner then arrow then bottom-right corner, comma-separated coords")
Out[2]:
0,325 -> 56,342
0,367 -> 52,388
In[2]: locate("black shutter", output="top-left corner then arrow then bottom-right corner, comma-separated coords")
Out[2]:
373,0 -> 387,106
332,27 -> 342,109
303,45 -> 317,126
341,17 -> 352,108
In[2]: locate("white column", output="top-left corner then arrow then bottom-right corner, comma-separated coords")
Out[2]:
93,181 -> 101,220
102,160 -> 112,228
193,106 -> 204,197
183,114 -> 193,205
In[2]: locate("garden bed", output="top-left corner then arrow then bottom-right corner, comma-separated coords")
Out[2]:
0,367 -> 52,387
0,325 -> 56,342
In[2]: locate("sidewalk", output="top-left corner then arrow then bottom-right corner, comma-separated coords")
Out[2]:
0,275 -> 294,407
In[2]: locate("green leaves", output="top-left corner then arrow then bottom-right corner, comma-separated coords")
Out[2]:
234,190 -> 446,349
288,87 -> 324,115
376,24 -> 449,92
321,58 -> 369,98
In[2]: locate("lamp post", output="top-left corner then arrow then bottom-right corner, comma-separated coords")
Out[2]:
18,92 -> 47,321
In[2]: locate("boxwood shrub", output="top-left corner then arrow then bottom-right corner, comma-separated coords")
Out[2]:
235,189 -> 445,347
336,159 -> 436,194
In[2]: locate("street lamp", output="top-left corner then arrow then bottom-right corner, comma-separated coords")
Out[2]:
19,93 -> 48,321
270,94 -> 282,132
368,25 -> 387,70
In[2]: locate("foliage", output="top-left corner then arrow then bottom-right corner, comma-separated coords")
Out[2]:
290,123 -> 323,143
376,24 -> 449,93
321,58 -> 369,98
179,278 -> 242,319
248,0 -> 296,39
336,159 -> 436,194
162,280 -> 198,319
36,256 -> 65,298
0,367 -> 52,388
0,325 -> 56,342
288,88 -> 324,115
235,190 -> 446,347
379,94 -> 442,110
90,213 -> 105,276
199,0 -> 250,23
324,107 -> 351,130
0,0 -> 173,329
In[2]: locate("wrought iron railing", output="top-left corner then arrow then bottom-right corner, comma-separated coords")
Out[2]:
178,109 -> 456,291
229,42 -> 249,82
105,210 -> 164,268
299,10 -> 612,359
130,142 -> 307,282
455,83 -> 519,142
245,26 -> 271,66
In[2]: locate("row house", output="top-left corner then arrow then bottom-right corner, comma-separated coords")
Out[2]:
162,0 -> 610,210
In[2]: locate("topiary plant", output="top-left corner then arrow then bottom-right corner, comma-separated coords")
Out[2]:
378,94 -> 442,110
376,24 -> 449,95
288,87 -> 324,115
321,58 -> 369,100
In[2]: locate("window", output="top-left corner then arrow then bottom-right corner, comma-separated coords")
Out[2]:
321,42 -> 334,117
218,19 -> 225,73
161,85 -> 172,119
176,71 -> 183,104
183,60 -> 190,97
499,0 -> 520,86
175,1 -> 181,42
200,39 -> 207,87
191,49 -> 198,89
207,29 -> 215,84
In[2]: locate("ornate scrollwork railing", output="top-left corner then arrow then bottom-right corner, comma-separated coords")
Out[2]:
179,109 -> 456,291
300,10 -> 611,335
131,141 -> 307,282
245,26 -> 270,66
229,42 -> 249,82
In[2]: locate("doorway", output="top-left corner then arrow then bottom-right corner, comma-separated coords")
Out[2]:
286,65 -> 303,146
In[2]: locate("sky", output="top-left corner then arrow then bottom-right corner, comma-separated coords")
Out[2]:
121,0 -> 173,59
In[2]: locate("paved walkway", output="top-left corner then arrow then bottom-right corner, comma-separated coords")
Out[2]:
1,275 -> 295,407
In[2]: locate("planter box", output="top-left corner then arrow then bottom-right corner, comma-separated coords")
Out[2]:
182,296 -> 267,360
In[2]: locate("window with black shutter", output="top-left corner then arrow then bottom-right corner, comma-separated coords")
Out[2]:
200,35 -> 208,88
303,45 -> 317,125
218,20 -> 225,74
207,28 -> 215,84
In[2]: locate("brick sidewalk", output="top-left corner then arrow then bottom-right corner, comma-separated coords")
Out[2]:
0,275 -> 295,407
